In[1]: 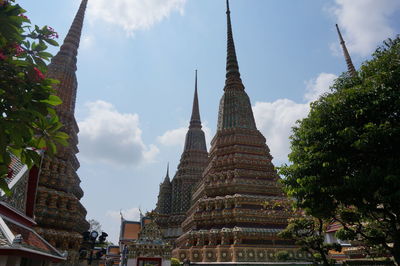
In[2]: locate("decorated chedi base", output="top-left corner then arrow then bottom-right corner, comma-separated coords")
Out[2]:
173,0 -> 304,262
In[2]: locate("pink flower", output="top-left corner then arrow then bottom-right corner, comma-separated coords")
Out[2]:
0,52 -> 6,60
47,26 -> 59,39
33,67 -> 45,81
12,43 -> 24,56
18,14 -> 29,19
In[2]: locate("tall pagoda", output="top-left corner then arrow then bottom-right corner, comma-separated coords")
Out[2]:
173,1 -> 301,262
156,71 -> 208,243
34,0 -> 89,263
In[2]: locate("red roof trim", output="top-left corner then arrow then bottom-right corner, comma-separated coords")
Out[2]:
0,202 -> 36,227
25,166 -> 40,218
0,248 -> 65,262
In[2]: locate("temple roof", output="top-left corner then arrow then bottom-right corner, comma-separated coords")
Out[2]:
0,216 -> 65,261
119,220 -> 141,241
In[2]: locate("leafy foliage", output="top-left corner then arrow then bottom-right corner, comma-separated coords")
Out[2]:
171,258 -> 181,266
278,217 -> 341,265
0,0 -> 67,194
280,37 -> 400,263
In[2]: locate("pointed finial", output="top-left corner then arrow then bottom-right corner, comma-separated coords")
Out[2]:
336,24 -> 357,77
162,163 -> 170,184
167,162 -> 169,178
190,70 -> 202,128
225,0 -> 244,90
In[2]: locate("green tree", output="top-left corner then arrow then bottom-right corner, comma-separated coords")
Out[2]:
0,0 -> 67,194
280,37 -> 400,264
278,217 -> 341,265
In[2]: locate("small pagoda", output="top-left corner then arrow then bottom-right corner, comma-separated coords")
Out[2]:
172,0 -> 303,262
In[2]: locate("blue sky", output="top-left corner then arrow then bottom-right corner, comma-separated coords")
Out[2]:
19,0 -> 400,244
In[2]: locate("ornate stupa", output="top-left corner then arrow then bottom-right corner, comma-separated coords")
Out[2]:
156,71 -> 208,243
172,1 -> 301,262
34,0 -> 89,263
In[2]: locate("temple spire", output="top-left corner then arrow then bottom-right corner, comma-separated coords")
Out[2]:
167,162 -> 169,178
183,72 -> 207,151
47,0 -> 88,113
190,70 -> 202,128
336,24 -> 357,77
59,0 -> 88,60
225,0 -> 243,89
163,163 -> 170,183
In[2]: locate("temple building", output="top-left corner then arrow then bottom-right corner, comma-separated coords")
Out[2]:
0,154 -> 65,265
119,214 -> 172,266
33,0 -> 89,263
155,72 -> 208,243
172,1 -> 302,262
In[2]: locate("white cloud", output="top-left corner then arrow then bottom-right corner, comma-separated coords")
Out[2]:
106,207 -> 141,222
157,127 -> 187,147
78,100 -> 159,166
304,73 -> 337,102
157,123 -> 213,149
253,99 -> 309,164
87,0 -> 187,35
330,0 -> 400,56
81,35 -> 94,49
253,73 -> 336,164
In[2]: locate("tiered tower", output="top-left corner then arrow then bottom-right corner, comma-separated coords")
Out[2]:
335,24 -> 356,77
34,0 -> 89,263
173,1 -> 300,262
156,71 -> 208,243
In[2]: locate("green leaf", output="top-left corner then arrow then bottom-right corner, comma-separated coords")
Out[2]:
40,95 -> 62,106
44,38 -> 59,46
